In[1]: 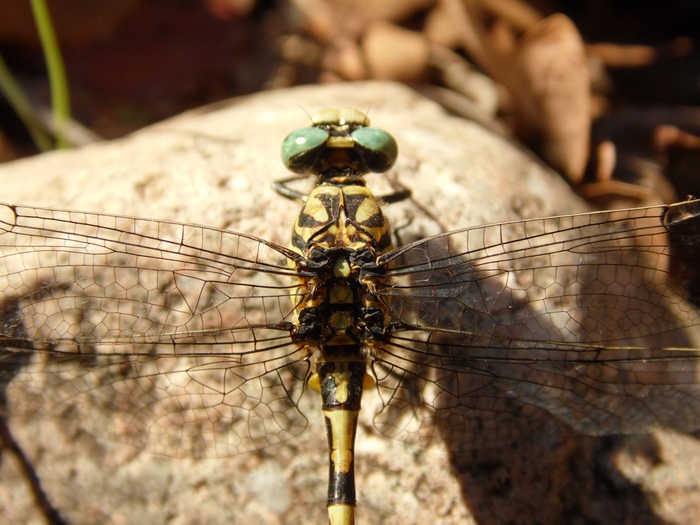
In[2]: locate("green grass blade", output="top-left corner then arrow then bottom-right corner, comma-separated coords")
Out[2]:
31,0 -> 71,149
0,53 -> 54,152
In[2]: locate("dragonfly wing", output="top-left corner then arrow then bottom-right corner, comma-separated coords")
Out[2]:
372,200 -> 700,448
0,203 -> 310,457
372,336 -> 700,449
370,339 -> 561,449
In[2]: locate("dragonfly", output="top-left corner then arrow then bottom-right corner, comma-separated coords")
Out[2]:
1,108 -> 700,525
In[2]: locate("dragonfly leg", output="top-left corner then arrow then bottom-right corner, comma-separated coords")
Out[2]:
272,175 -> 313,202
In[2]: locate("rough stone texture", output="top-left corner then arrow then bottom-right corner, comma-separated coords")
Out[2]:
0,82 -> 698,524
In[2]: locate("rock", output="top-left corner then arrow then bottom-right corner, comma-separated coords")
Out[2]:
0,81 -> 697,524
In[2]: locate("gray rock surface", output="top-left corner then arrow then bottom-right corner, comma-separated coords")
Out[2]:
0,82 -> 698,524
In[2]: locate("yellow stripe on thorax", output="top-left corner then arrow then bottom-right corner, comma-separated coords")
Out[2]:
291,185 -> 391,255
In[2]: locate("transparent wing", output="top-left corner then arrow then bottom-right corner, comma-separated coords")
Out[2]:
0,203 -> 310,458
372,199 -> 700,449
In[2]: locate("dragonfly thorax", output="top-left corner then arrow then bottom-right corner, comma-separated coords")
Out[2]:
290,184 -> 392,256
287,166 -> 393,349
290,246 -> 389,349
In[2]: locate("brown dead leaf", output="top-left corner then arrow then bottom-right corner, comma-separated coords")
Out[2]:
425,0 -> 475,51
429,45 -> 500,118
509,14 -> 591,184
579,138 -> 668,208
654,125 -> 700,198
351,0 -> 436,24
327,37 -> 368,80
478,0 -> 542,30
457,5 -> 591,183
588,37 -> 693,68
363,21 -> 430,82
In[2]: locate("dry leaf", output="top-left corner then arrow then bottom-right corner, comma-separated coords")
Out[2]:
511,14 -> 591,184
363,21 -> 430,81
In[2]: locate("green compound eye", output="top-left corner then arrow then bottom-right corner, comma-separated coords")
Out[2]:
351,127 -> 398,173
281,127 -> 329,171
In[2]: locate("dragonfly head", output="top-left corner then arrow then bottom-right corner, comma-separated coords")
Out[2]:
281,108 -> 398,177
